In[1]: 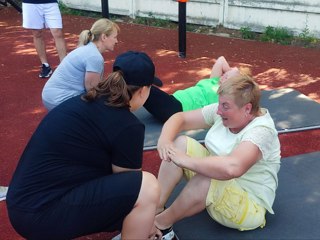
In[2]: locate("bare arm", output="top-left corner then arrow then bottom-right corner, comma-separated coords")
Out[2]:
210,56 -> 231,78
157,109 -> 210,161
167,140 -> 262,180
84,71 -> 102,91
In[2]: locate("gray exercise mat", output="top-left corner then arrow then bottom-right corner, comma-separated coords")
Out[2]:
260,88 -> 320,133
165,151 -> 320,240
134,88 -> 320,150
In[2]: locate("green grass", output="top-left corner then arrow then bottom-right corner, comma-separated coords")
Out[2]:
298,27 -> 318,47
240,26 -> 255,40
58,4 -> 319,48
59,2 -> 102,18
133,14 -> 177,29
260,26 -> 294,45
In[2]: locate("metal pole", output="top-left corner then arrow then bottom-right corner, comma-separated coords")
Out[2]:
101,0 -> 109,18
178,1 -> 187,58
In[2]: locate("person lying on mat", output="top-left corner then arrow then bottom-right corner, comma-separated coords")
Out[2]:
154,74 -> 281,239
144,56 -> 249,123
42,18 -> 119,111
7,51 -> 164,240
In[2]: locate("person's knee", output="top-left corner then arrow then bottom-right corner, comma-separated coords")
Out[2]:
50,28 -> 64,39
139,172 -> 160,205
174,135 -> 188,152
32,29 -> 43,39
185,174 -> 211,203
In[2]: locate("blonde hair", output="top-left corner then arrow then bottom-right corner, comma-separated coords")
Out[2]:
238,66 -> 252,77
82,71 -> 141,108
217,75 -> 261,115
78,18 -> 120,46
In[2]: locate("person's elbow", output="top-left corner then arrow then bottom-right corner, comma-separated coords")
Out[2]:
166,112 -> 185,126
223,163 -> 246,179
84,72 -> 101,90
217,56 -> 226,62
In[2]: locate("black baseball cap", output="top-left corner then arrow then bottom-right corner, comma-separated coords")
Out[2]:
113,51 -> 163,87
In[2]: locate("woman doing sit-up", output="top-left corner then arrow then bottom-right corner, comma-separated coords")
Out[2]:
144,56 -> 249,122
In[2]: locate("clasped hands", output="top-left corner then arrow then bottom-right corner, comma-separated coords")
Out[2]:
157,141 -> 188,167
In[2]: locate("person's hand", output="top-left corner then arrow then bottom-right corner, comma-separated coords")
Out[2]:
148,224 -> 162,240
157,140 -> 174,162
220,67 -> 240,85
167,145 -> 189,167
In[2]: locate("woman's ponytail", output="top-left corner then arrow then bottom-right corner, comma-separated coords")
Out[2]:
82,71 -> 140,108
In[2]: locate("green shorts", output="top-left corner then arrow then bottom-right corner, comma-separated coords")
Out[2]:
183,137 -> 266,231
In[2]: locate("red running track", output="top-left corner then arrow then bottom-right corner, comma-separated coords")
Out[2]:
1,7 -> 319,240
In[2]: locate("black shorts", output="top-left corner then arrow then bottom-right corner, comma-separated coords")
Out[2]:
8,171 -> 142,240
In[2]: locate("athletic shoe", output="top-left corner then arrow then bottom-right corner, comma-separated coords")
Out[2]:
39,64 -> 53,78
160,226 -> 178,240
0,186 -> 8,201
112,228 -> 178,240
111,233 -> 121,240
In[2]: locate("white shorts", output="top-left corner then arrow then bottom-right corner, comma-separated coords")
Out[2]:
22,3 -> 63,29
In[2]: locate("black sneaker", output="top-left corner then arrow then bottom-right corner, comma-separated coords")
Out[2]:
160,226 -> 178,240
39,64 -> 53,78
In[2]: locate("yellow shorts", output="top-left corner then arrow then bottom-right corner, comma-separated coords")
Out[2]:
183,137 -> 266,231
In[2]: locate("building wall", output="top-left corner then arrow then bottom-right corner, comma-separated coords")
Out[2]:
61,0 -> 320,37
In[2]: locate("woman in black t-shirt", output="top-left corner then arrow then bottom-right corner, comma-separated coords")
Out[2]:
7,51 -> 163,240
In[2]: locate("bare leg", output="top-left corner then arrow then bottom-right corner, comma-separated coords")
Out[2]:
121,171 -> 160,239
156,174 -> 211,230
32,29 -> 48,64
157,160 -> 184,213
156,136 -> 211,229
50,28 -> 67,62
157,136 -> 188,213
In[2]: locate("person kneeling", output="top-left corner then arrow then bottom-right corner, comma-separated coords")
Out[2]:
7,51 -> 163,240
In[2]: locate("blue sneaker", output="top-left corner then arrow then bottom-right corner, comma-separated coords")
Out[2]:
39,64 -> 52,78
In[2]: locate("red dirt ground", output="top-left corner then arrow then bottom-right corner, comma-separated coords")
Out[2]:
0,6 -> 319,240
